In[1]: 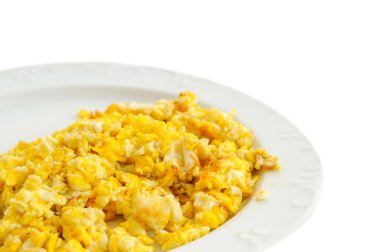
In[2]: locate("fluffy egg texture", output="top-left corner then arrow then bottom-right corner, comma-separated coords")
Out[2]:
0,92 -> 279,251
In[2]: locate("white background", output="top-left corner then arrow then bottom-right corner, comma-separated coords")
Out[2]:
0,1 -> 379,251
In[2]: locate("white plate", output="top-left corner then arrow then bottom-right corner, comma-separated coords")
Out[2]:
0,63 -> 322,252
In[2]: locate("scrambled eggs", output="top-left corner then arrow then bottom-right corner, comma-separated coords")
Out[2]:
0,92 -> 279,251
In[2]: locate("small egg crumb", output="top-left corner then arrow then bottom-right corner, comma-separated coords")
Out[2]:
256,189 -> 270,201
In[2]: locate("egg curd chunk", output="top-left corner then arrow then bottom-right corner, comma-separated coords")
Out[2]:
0,92 -> 279,251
